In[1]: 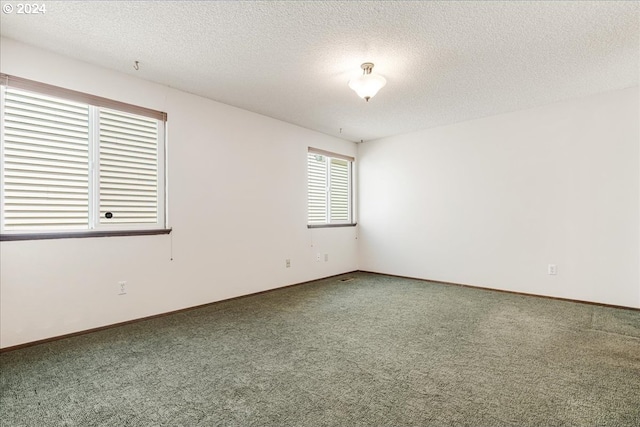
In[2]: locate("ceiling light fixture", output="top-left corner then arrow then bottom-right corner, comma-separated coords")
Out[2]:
348,62 -> 386,102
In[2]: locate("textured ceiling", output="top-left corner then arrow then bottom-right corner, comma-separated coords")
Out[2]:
0,1 -> 638,142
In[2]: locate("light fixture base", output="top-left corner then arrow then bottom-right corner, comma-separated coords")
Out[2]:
361,62 -> 375,74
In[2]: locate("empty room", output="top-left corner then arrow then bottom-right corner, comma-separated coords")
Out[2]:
1,1 -> 638,426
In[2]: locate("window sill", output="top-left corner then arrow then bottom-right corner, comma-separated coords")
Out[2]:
307,223 -> 357,229
0,228 -> 172,241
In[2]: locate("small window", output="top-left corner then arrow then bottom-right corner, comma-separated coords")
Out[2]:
0,74 -> 167,236
307,148 -> 354,226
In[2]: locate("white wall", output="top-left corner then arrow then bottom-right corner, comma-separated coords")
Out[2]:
0,38 -> 359,348
358,87 -> 640,308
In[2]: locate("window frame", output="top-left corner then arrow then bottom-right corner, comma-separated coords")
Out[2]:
307,147 -> 356,228
0,74 -> 169,240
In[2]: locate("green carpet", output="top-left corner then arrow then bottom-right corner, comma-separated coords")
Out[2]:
1,272 -> 639,426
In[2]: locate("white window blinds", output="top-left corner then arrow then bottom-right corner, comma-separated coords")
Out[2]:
307,148 -> 354,225
99,109 -> 159,224
329,158 -> 350,222
307,152 -> 328,224
1,75 -> 166,234
2,88 -> 90,231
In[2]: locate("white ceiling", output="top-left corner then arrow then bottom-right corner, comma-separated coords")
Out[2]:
0,1 -> 638,142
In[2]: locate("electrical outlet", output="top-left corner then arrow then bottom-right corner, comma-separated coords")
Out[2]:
548,264 -> 557,275
118,281 -> 127,295
285,259 -> 291,268
324,253 -> 328,262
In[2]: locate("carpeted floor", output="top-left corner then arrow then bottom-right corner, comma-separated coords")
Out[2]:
1,272 -> 639,426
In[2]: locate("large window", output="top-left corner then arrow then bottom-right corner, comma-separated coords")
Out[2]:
0,74 -> 167,238
307,147 -> 354,226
